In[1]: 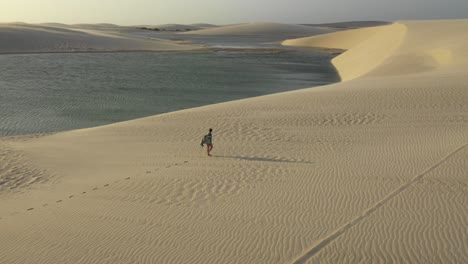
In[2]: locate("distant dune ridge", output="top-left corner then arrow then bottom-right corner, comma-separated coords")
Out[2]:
302,21 -> 391,29
0,23 -> 197,53
189,23 -> 219,28
153,24 -> 201,31
182,22 -> 334,35
134,24 -> 219,31
0,20 -> 467,263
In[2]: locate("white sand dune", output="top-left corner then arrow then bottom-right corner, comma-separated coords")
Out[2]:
0,23 -> 197,54
284,24 -> 408,81
182,22 -> 334,36
0,20 -> 467,263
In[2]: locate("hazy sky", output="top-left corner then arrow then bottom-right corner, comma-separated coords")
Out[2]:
1,0 -> 467,25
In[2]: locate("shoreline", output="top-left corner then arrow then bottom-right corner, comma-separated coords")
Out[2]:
0,45 -> 344,56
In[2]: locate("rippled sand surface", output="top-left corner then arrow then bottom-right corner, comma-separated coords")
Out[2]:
0,20 -> 467,264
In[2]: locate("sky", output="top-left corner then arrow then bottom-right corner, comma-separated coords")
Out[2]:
1,0 -> 468,25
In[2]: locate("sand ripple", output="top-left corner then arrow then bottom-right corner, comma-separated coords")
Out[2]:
1,20 -> 467,263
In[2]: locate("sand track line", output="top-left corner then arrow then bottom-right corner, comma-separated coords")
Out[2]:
292,143 -> 468,264
0,160 -> 190,220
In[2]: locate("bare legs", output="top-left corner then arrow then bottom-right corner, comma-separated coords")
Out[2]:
207,144 -> 213,156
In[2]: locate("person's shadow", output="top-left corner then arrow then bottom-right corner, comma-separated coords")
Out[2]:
213,155 -> 314,164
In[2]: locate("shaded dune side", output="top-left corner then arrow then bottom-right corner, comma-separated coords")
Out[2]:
0,23 -> 197,54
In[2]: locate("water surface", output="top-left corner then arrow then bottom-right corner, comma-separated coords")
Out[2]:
0,51 -> 339,136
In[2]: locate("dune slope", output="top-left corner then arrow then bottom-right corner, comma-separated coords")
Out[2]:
0,23 -> 197,54
0,20 -> 467,263
283,24 -> 407,81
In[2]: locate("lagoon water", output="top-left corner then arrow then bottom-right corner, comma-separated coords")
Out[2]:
0,50 -> 339,136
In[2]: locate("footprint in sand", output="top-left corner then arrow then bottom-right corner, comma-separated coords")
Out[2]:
104,184 -> 109,187
42,204 -> 48,207
146,171 -> 151,174
27,208 -> 34,211
125,177 -> 131,180
166,166 -> 171,168
82,192 -> 86,194
56,200 -> 62,203
69,195 -> 74,198
93,188 -> 98,190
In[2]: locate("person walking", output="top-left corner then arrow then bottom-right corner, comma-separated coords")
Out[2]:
200,128 -> 214,156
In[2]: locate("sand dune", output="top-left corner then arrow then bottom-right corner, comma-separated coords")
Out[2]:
0,20 -> 467,263
0,23 -> 197,54
134,23 -> 217,31
154,24 -> 202,31
39,22 -> 72,28
72,23 -> 121,28
182,22 -> 333,36
302,21 -> 391,29
285,24 -> 407,81
282,25 -> 391,50
285,20 -> 468,80
190,23 -> 219,28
